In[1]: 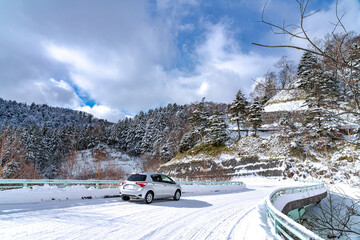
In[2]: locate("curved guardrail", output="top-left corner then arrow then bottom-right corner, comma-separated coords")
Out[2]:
0,179 -> 245,190
266,183 -> 326,240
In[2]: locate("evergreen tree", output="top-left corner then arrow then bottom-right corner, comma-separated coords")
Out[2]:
189,98 -> 210,140
229,89 -> 248,140
346,44 -> 360,106
204,110 -> 229,146
247,101 -> 263,137
297,52 -> 341,138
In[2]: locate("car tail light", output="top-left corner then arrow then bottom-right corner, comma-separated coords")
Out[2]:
122,181 -> 127,186
136,182 -> 147,188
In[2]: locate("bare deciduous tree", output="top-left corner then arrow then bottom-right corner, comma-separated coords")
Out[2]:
251,0 -> 360,117
300,192 -> 360,239
0,128 -> 41,179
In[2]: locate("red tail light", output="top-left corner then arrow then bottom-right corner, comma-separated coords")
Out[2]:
136,182 -> 147,188
122,181 -> 127,186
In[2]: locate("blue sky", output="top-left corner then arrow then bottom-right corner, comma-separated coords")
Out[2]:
0,0 -> 359,122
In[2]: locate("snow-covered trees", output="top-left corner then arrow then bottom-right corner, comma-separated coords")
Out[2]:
0,98 -> 103,130
297,52 -> 341,139
247,101 -> 264,137
345,42 -> 360,108
229,89 -> 248,140
189,98 -> 210,141
204,110 -> 229,146
179,131 -> 201,153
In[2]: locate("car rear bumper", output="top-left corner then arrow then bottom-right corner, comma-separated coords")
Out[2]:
120,193 -> 143,199
120,188 -> 145,199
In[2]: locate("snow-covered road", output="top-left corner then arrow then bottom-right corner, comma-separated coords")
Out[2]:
0,179 -> 301,240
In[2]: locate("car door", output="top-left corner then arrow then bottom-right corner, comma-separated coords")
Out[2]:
151,174 -> 165,198
160,174 -> 176,197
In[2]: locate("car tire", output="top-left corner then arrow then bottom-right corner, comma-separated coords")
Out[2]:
173,190 -> 181,201
122,195 -> 130,201
145,191 -> 154,204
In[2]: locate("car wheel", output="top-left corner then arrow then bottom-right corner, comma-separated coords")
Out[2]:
173,190 -> 181,201
122,195 -> 130,201
145,191 -> 154,204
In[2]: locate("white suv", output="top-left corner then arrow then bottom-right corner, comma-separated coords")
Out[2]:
119,172 -> 182,204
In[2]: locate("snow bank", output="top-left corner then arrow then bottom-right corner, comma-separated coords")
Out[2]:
0,185 -> 120,204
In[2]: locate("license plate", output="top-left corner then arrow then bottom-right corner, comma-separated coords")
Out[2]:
127,185 -> 134,189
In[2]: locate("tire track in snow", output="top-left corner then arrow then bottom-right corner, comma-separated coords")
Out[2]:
226,207 -> 256,240
143,196 -> 258,240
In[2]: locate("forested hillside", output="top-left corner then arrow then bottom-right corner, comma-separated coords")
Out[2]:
0,34 -> 359,182
0,99 -> 228,178
0,98 -> 104,129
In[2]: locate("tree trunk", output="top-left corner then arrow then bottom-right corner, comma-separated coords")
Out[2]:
236,119 -> 241,141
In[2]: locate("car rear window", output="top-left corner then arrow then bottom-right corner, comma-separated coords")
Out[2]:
127,174 -> 147,181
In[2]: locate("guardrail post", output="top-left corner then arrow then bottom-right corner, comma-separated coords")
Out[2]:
96,182 -> 99,189
23,182 -> 27,188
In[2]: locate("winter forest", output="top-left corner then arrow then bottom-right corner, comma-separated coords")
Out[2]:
0,32 -> 359,182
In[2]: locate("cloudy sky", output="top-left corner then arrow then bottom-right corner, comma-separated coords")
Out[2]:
0,0 -> 359,122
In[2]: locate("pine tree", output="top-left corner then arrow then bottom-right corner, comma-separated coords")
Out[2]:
297,52 -> 341,138
204,110 -> 229,146
229,89 -> 248,140
247,101 -> 263,137
189,98 -> 210,140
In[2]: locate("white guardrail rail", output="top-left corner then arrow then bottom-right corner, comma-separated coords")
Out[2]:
266,183 -> 326,240
0,179 -> 124,189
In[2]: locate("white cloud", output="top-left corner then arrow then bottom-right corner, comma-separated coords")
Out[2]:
1,0 -> 359,123
197,82 -> 209,95
166,22 -> 278,104
26,78 -> 83,108
49,78 -> 73,91
305,0 -> 360,37
179,23 -> 195,32
76,105 -> 123,123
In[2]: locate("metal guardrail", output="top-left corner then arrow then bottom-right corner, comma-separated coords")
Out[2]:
266,183 -> 326,240
0,179 -> 245,190
0,179 -> 124,190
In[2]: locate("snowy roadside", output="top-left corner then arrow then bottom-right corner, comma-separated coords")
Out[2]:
0,178 -> 317,240
0,185 -> 120,204
0,183 -> 247,205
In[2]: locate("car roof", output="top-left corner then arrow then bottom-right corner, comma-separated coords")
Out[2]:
130,172 -> 164,175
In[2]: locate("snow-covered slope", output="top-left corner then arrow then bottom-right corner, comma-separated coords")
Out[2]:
59,146 -> 143,179
264,89 -> 307,112
159,135 -> 289,180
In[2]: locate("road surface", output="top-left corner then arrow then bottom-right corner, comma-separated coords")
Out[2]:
0,179 -> 295,240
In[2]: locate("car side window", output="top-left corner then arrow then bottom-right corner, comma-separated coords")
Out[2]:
151,174 -> 162,182
161,175 -> 173,184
